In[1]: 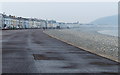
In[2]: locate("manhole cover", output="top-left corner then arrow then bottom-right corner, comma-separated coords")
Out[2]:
33,54 -> 64,60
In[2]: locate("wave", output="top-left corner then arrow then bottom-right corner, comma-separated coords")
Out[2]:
98,30 -> 118,36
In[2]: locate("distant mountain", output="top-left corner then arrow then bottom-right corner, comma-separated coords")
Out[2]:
91,15 -> 118,25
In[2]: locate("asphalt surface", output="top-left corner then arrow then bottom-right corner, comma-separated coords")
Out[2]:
2,29 -> 119,74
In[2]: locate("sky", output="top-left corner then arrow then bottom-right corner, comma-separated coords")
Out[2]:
0,2 -> 118,23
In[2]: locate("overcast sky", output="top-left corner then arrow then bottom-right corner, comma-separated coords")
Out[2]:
0,2 -> 118,23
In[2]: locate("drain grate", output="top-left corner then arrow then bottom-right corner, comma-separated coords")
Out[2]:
33,54 -> 64,60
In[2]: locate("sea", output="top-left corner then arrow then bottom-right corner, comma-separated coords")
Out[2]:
95,25 -> 118,37
72,24 -> 118,37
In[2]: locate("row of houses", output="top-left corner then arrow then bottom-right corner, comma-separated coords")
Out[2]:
0,13 -> 80,29
0,13 -> 47,29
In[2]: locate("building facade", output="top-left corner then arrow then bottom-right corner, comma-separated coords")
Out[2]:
47,20 -> 57,28
0,13 -> 3,29
1,13 -> 47,29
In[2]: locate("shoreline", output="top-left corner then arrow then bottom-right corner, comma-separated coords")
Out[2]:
97,30 -> 118,37
44,29 -> 118,62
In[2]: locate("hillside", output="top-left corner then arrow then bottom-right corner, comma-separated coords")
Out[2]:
91,15 -> 118,25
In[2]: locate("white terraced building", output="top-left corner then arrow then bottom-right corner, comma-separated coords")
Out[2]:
1,13 -> 47,29
0,13 -> 3,29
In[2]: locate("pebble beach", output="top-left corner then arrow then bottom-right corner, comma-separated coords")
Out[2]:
44,28 -> 118,62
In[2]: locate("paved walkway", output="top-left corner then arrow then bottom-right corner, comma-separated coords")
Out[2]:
2,29 -> 118,74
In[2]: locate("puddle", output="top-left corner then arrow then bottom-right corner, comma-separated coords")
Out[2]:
101,72 -> 118,75
34,41 -> 41,44
3,42 -> 26,45
33,38 -> 43,44
27,48 -> 31,50
90,62 -> 118,66
69,51 -> 89,54
61,63 -> 78,69
33,54 -> 64,60
46,52 -> 58,54
83,55 -> 101,59
3,50 -> 17,53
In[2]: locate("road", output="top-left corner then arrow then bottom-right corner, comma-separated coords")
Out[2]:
2,29 -> 119,74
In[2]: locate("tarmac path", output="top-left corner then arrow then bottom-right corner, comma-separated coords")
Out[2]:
2,29 -> 119,74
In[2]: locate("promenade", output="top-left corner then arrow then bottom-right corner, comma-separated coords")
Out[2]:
2,29 -> 118,74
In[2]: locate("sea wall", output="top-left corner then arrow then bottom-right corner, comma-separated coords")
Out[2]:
44,29 -> 118,62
